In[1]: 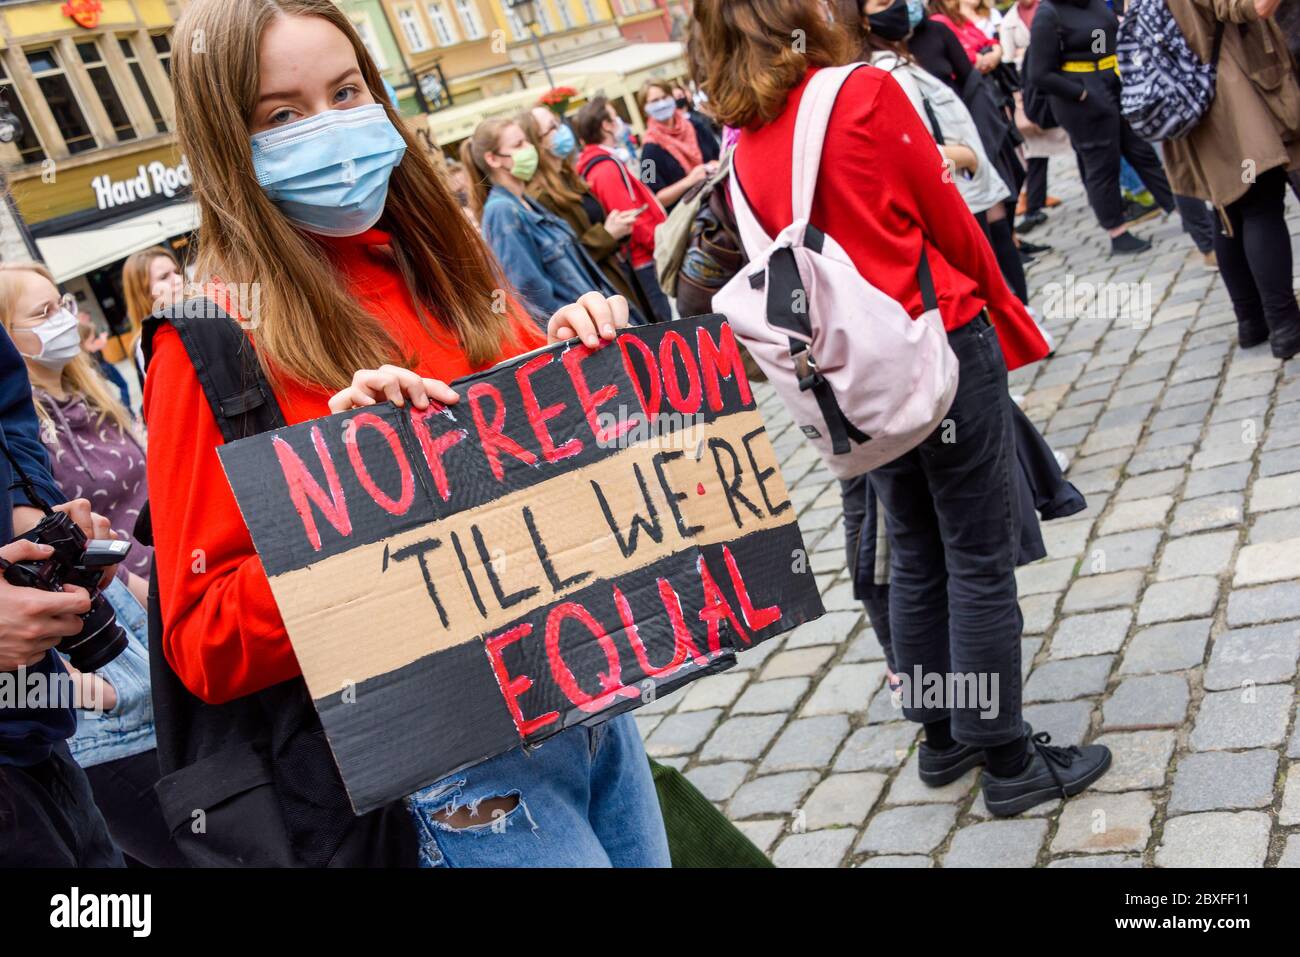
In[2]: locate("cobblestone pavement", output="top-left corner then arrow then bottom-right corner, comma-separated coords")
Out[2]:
636,157 -> 1300,868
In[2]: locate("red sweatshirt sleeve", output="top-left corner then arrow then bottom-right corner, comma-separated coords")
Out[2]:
143,324 -> 301,704
833,71 -> 1046,370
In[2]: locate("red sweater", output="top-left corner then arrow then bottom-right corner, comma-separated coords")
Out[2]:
143,228 -> 547,704
734,66 -> 1047,372
576,143 -> 666,269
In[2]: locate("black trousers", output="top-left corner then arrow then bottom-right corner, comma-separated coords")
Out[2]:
1175,194 -> 1217,254
0,741 -> 123,867
84,748 -> 188,867
1215,166 -> 1300,351
976,209 -> 1029,304
1025,156 -> 1049,212
868,315 -> 1024,747
1051,72 -> 1174,229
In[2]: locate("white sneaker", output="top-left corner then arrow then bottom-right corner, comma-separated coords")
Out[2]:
1053,449 -> 1070,473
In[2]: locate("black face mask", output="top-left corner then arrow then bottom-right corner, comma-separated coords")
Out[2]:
675,97 -> 691,111
867,0 -> 913,41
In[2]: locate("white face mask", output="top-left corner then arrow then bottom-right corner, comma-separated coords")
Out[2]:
20,307 -> 82,369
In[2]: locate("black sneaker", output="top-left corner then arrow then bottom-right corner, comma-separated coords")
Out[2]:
1018,239 -> 1052,255
1016,209 -> 1048,233
1123,199 -> 1161,225
1110,232 -> 1152,255
982,732 -> 1112,817
918,722 -> 1033,787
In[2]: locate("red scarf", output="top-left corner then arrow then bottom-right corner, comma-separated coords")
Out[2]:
644,110 -> 703,175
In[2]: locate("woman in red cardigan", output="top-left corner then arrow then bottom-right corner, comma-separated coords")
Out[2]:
690,0 -> 1110,817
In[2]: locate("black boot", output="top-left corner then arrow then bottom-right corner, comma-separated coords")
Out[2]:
981,731 -> 1111,817
1238,316 -> 1270,349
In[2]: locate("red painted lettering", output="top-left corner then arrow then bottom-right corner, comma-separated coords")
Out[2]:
273,427 -> 351,551
697,322 -> 753,411
724,545 -> 782,632
696,553 -> 750,651
545,601 -> 637,714
659,330 -> 702,415
484,623 -> 558,738
617,333 -> 661,418
516,353 -> 582,464
344,412 -> 413,516
408,405 -> 466,502
563,344 -> 633,445
467,381 -> 538,481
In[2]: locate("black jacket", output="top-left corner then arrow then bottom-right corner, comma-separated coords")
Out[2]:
1027,0 -> 1121,101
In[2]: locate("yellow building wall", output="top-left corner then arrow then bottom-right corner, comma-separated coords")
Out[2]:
3,0 -> 142,37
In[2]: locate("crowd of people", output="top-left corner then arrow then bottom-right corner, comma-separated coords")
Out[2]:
1,0 -> 1297,868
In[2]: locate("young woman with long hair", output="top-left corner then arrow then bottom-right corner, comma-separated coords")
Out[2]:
637,79 -> 720,209
149,0 -> 666,867
459,116 -> 629,328
691,0 -> 1110,816
516,106 -> 649,319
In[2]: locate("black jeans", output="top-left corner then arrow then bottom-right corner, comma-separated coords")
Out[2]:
1025,156 -> 1049,212
840,474 -> 896,673
1051,72 -> 1175,229
634,263 -> 674,323
1175,193 -> 1217,255
976,209 -> 1029,304
868,314 -> 1023,747
1214,167 -> 1300,352
84,748 -> 188,867
0,741 -> 123,867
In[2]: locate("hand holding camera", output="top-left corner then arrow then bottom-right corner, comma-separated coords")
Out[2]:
0,538 -> 93,670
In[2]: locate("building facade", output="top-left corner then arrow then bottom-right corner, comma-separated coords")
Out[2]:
0,0 -> 186,354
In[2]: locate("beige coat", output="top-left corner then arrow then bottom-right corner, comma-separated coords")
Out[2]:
1162,0 -> 1300,211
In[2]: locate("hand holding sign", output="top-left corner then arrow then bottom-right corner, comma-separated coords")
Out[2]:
328,365 -> 460,414
546,291 -> 630,348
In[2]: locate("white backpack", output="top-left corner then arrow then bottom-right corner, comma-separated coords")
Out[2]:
713,64 -> 959,479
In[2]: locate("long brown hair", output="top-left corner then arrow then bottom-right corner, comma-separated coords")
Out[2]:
516,111 -> 587,209
0,263 -> 136,440
458,117 -> 515,221
688,0 -> 853,129
122,245 -> 181,327
172,0 -> 517,391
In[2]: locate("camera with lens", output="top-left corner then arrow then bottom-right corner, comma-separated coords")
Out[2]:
4,509 -> 131,671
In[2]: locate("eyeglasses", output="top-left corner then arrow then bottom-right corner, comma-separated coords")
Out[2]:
32,293 -> 77,322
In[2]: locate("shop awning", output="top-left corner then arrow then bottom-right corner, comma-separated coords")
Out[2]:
35,201 -> 200,283
534,42 -> 687,102
428,82 -> 592,147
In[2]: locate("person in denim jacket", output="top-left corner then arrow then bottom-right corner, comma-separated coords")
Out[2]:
461,117 -> 628,328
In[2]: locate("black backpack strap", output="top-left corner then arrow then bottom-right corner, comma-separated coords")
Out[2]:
580,152 -> 639,202
141,298 -> 287,441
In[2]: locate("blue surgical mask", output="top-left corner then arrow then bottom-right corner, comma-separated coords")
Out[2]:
906,0 -> 926,28
646,98 -> 677,124
548,123 -> 577,159
250,103 -> 407,237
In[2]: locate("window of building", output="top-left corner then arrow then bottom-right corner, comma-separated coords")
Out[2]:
151,32 -> 172,77
500,1 -> 528,40
556,0 -> 575,30
426,3 -> 459,46
397,7 -> 431,52
117,36 -> 167,133
453,0 -> 485,39
25,47 -> 97,154
536,1 -> 556,33
76,41 -> 136,142
579,0 -> 598,20
352,15 -> 389,68
0,60 -> 46,163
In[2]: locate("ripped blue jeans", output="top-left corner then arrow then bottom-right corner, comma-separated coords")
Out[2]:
406,713 -> 670,867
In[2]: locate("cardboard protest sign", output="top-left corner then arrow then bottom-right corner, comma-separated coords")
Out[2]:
219,314 -> 824,814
